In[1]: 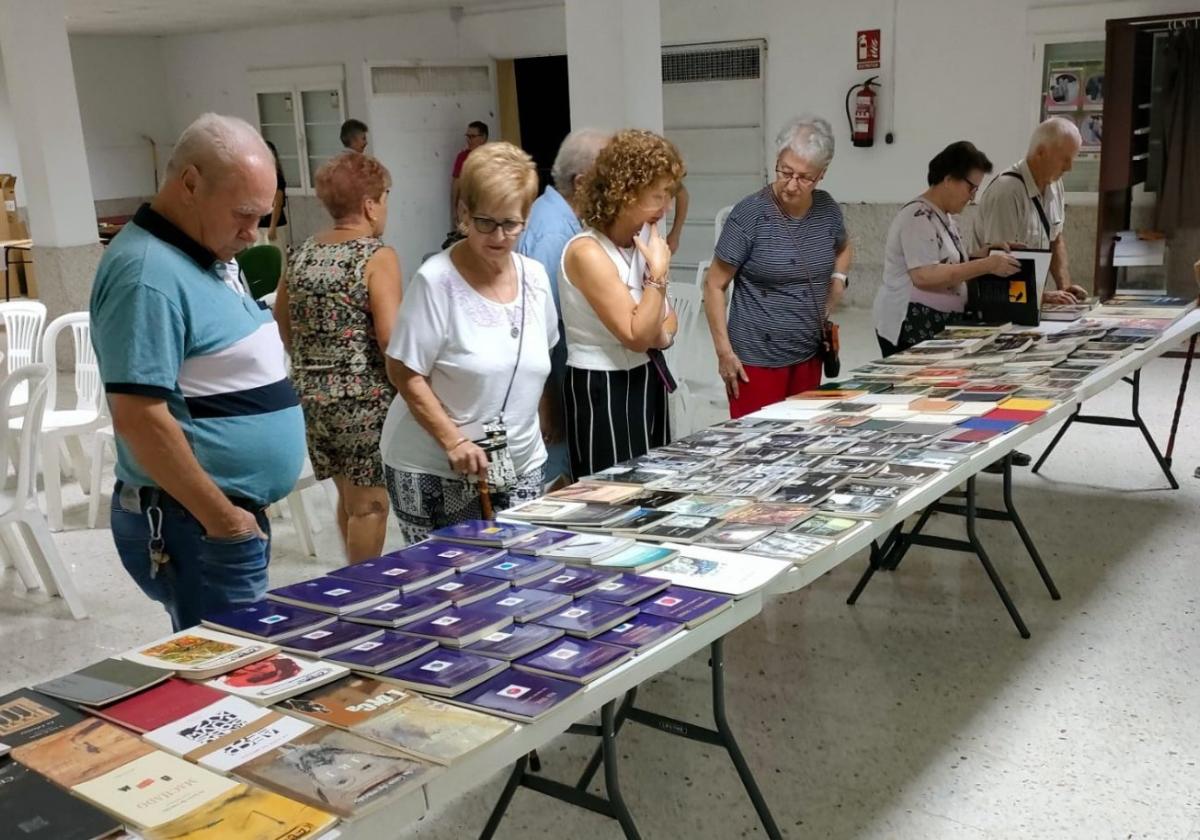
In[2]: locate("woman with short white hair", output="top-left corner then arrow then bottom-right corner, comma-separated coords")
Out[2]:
703,115 -> 853,417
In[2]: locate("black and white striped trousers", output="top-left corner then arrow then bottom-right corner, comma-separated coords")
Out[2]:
565,362 -> 669,477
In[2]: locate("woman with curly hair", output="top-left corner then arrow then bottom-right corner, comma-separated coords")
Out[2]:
560,129 -> 684,476
703,115 -> 854,417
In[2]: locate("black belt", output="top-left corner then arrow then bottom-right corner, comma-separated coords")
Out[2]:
115,480 -> 266,515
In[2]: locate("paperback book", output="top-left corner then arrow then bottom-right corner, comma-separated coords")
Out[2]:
33,658 -> 170,707
390,539 -> 506,570
91,678 -> 227,734
12,717 -> 156,787
139,785 -> 335,840
463,622 -> 565,661
536,597 -> 640,638
326,555 -> 455,593
266,576 -> 397,616
189,714 -> 315,773
593,613 -> 685,652
205,653 -> 349,705
746,532 -> 837,563
342,591 -> 453,628
470,553 -> 565,585
790,514 -> 863,539
399,607 -> 514,647
646,546 -> 791,596
278,620 -> 384,658
592,543 -> 679,574
201,601 -> 336,642
695,523 -> 777,550
527,566 -> 619,597
324,631 -> 439,673
469,587 -> 573,622
514,637 -> 632,684
377,648 -> 508,697
121,629 -> 279,680
417,573 -> 511,607
637,513 -> 721,543
453,672 -> 583,722
0,760 -> 122,840
587,572 -> 671,605
142,695 -> 270,757
542,533 -> 635,563
638,586 -> 733,628
429,520 -> 545,548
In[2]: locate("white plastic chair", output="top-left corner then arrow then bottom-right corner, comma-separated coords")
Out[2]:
87,423 -> 115,529
0,364 -> 87,619
714,205 -> 734,246
666,261 -> 729,436
10,312 -> 109,531
0,300 -> 46,476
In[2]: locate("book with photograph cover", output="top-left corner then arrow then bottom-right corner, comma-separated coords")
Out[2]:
743,532 -> 835,564
815,456 -> 883,477
637,513 -> 721,543
790,514 -> 863,538
661,494 -> 756,519
722,502 -> 814,529
646,547 -> 790,596
546,481 -> 644,504
835,480 -> 910,501
606,507 -> 676,533
206,653 -> 349,705
189,714 -> 314,774
499,498 -> 587,521
816,493 -> 896,519
695,523 -> 778,551
870,462 -> 942,484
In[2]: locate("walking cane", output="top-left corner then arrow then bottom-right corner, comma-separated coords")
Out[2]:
478,474 -> 494,519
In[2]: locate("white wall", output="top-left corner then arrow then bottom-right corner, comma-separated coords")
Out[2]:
0,59 -> 25,203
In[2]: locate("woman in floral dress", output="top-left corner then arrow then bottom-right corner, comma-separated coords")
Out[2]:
275,151 -> 402,561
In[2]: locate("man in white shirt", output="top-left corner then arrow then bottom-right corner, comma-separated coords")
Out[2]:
970,117 -> 1089,305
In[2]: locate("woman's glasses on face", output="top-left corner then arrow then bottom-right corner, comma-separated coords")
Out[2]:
471,215 -> 525,237
775,168 -> 822,187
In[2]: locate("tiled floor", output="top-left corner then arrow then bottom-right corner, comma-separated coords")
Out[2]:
2,307 -> 1198,839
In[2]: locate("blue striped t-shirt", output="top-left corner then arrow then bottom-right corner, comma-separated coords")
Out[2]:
715,187 -> 847,367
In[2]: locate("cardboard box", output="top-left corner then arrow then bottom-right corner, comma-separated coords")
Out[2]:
0,174 -> 22,240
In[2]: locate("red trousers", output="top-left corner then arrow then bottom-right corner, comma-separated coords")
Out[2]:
728,357 -> 823,419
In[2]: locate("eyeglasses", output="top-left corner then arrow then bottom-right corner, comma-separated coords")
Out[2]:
964,176 -> 980,197
775,168 -> 822,187
471,215 -> 525,236
465,132 -> 485,140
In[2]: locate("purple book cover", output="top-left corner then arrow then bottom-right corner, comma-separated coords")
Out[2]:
400,607 -> 513,642
463,623 -> 564,660
202,601 -> 335,640
536,597 -> 639,638
429,520 -> 544,547
327,556 -> 454,592
456,671 -> 582,720
594,613 -> 685,651
267,575 -> 397,613
514,637 -> 631,682
341,591 -> 453,627
392,540 -> 507,571
414,573 -> 510,606
326,630 -> 438,671
505,529 -> 578,555
470,588 -> 572,623
280,620 -> 383,655
471,553 -> 566,584
381,649 -> 507,693
587,574 -> 671,606
527,566 -> 619,597
639,586 -> 732,625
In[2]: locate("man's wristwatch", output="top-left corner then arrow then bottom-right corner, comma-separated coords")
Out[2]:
831,272 -> 849,287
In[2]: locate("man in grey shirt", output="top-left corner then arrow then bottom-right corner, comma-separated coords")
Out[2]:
969,117 -> 1089,305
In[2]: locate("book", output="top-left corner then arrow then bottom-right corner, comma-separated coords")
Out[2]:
722,502 -> 813,529
453,672 -> 582,722
695,523 -> 778,551
429,519 -> 545,547
278,676 -> 416,729
646,547 -> 791,596
121,628 -> 279,680
638,513 -> 722,543
469,553 -> 565,585
0,759 -> 122,840
500,498 -> 587,520
957,416 -> 1022,433
791,514 -> 864,539
592,543 -> 679,574
982,407 -> 1046,424
139,785 -> 336,840
606,508 -> 676,533
514,637 -> 632,684
234,726 -> 433,818
536,503 -> 641,528
889,448 -> 969,470
0,689 -> 86,748
390,539 -> 507,571
543,533 -> 635,563
463,622 -> 565,661
12,718 -> 156,787
816,493 -> 896,519
143,695 -> 270,757
870,462 -> 941,485
327,555 -> 455,593
278,621 -> 384,658
546,481 -> 644,504
201,602 -> 336,642
341,590 -> 453,628
639,586 -> 733,628
467,587 -> 573,623
72,751 -> 239,830
527,565 -> 619,597
661,494 -> 756,519
33,658 -> 170,707
205,653 -> 349,705
998,397 -> 1057,412
743,531 -> 836,563
266,576 -> 397,616
399,607 -> 514,647
325,630 -> 439,673
766,483 -> 835,506
836,480 -> 910,501
377,649 -> 508,697
416,573 -> 511,607
91,679 -> 227,734
536,598 -> 639,639
816,456 -> 883,477
587,572 -> 671,606
593,613 -> 685,652
188,713 -> 315,773
505,528 -> 579,555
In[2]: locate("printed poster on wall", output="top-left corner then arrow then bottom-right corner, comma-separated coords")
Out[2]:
1045,67 -> 1082,111
1078,113 -> 1102,152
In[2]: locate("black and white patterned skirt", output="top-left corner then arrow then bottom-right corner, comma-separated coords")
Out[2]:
384,465 -> 546,545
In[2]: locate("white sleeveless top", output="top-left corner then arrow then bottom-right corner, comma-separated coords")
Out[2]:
559,225 -> 657,372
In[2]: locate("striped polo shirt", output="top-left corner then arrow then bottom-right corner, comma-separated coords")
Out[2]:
90,204 -> 306,505
715,187 -> 847,367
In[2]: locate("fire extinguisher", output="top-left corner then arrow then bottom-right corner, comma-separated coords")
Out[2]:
845,76 -> 879,148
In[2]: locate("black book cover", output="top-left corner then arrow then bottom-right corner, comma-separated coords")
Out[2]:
0,758 -> 121,840
0,689 -> 84,748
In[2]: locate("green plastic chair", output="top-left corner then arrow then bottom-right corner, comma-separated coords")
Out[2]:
238,244 -> 283,299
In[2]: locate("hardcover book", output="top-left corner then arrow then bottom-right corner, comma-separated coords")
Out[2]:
12,717 -> 156,787
91,679 -> 227,734
462,622 -> 565,661
429,520 -> 545,547
325,630 -> 439,673
514,637 -> 632,683
139,784 -> 335,840
0,760 -> 122,840
526,566 -> 619,597
326,555 -> 455,593
639,586 -> 733,627
468,587 -> 573,623
536,598 -> 639,638
415,573 -> 511,607
279,621 -> 384,658
121,628 -> 279,679
453,672 -> 582,722
0,689 -> 84,747
587,573 -> 671,606
341,591 -> 453,627
593,613 -> 685,652
205,653 -> 349,705
377,649 -> 508,697
32,658 -> 170,708
201,601 -> 336,642
469,553 -> 565,585
398,607 -> 514,647
266,576 -> 398,615
390,539 -> 507,570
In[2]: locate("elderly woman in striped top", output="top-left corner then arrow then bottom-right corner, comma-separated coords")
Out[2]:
703,115 -> 853,418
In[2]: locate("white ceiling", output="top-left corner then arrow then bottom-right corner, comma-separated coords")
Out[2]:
64,0 -> 537,36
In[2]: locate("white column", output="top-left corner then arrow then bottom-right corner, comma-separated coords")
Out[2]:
0,0 -> 97,248
565,0 -> 663,133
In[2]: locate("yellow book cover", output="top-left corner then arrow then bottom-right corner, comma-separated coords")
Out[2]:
142,784 -> 337,840
998,397 -> 1056,411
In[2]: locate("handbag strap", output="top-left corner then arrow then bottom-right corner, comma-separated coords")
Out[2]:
498,257 -> 526,423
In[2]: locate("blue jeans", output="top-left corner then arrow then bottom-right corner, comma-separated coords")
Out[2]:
110,483 -> 272,631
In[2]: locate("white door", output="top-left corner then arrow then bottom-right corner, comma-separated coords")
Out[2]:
367,63 -> 497,279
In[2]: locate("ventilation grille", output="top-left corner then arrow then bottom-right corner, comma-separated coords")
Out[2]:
371,65 -> 491,95
662,46 -> 761,84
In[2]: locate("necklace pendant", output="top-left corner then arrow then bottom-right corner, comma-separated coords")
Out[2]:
510,326 -> 520,339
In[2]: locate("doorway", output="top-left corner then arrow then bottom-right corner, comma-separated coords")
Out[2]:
509,55 -> 571,192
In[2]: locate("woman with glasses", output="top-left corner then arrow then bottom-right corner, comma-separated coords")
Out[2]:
275,151 -> 401,562
872,141 -> 1020,356
380,142 -> 555,541
703,115 -> 853,418
559,129 -> 684,476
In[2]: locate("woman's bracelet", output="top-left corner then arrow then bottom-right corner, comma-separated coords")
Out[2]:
644,275 -> 669,290
444,436 -> 469,453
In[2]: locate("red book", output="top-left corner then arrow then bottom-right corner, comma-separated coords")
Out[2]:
948,428 -> 1000,442
91,677 -> 225,733
983,408 -> 1045,424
